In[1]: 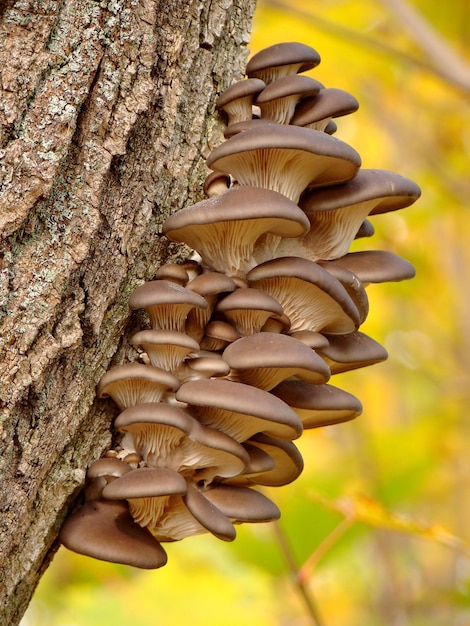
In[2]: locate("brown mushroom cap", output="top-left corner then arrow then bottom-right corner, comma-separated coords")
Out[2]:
247,257 -> 361,334
97,363 -> 180,409
203,171 -> 232,197
206,124 -> 361,204
130,329 -> 200,373
176,378 -> 303,442
216,77 -> 266,125
318,331 -> 388,374
162,186 -> 310,277
59,499 -> 168,569
223,332 -> 330,389
291,88 -> 359,130
255,74 -> 323,124
183,483 -> 236,540
227,433 -> 304,487
271,380 -> 363,428
200,320 -> 240,351
114,402 -> 249,480
203,483 -> 280,523
246,42 -> 321,84
128,280 -> 208,332
216,287 -> 284,336
155,263 -> 189,286
87,457 -> 133,481
177,353 -> 231,382
323,250 -> 416,284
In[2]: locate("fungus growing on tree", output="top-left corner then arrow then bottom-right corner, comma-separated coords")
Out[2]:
60,40 -> 419,572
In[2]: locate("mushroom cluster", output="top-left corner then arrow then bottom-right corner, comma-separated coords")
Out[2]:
60,42 -> 420,569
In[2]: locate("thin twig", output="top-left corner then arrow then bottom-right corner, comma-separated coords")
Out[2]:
272,520 -> 326,626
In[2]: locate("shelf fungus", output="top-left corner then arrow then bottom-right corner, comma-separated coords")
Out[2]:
60,41 -> 420,570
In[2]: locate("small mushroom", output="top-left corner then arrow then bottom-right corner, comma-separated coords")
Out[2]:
155,263 -> 190,286
246,42 -> 321,84
247,257 -> 361,334
223,332 -> 330,390
215,287 -> 284,336
318,331 -> 388,374
130,329 -> 200,373
59,499 -> 168,569
202,483 -> 281,523
199,320 -> 240,351
325,250 -> 416,285
291,87 -> 359,131
271,380 -> 363,428
216,77 -> 266,125
255,74 -> 323,124
97,363 -> 180,409
128,280 -> 208,332
176,378 -> 303,442
203,171 -> 232,197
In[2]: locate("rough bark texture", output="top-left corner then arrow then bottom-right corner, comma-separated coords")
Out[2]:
0,0 -> 256,622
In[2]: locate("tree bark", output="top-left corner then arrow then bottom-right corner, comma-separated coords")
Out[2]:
0,0 -> 256,622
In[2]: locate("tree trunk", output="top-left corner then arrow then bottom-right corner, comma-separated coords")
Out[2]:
0,0 -> 256,622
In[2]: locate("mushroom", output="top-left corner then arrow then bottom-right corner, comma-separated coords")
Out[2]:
128,280 -> 208,332
215,288 -> 284,336
279,169 -> 421,261
130,329 -> 200,373
59,499 -> 168,569
97,363 -> 180,409
84,457 -> 133,501
317,260 -> 370,325
175,378 -> 303,442
321,250 -> 416,285
185,271 -> 237,341
206,123 -> 361,204
155,263 -> 190,286
203,171 -> 232,197
317,331 -> 388,374
114,402 -> 249,481
223,332 -> 330,390
255,74 -> 323,124
162,186 -> 310,278
176,352 -> 231,383
271,380 -> 363,428
227,433 -> 304,487
215,77 -> 266,125
291,87 -> 359,131
246,42 -> 321,84
202,483 -> 281,523
102,466 -> 188,529
247,257 -> 361,334
199,319 -> 240,351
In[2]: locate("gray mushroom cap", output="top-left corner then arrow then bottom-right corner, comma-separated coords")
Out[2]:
176,378 -> 303,442
162,186 -> 310,277
206,124 -> 361,204
223,331 -> 331,389
130,329 -> 200,373
96,363 -> 180,409
216,287 -> 284,336
246,42 -> 321,84
129,280 -> 208,332
322,251 -> 416,284
59,499 -> 168,569
291,88 -> 359,130
203,483 -> 281,523
247,256 -> 361,334
271,380 -> 363,428
318,331 -> 388,374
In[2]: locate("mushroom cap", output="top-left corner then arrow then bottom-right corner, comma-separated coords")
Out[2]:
203,171 -> 232,197
186,271 -> 238,298
130,329 -> 200,372
183,483 -> 236,541
318,331 -> 388,374
216,287 -> 284,336
203,483 -> 281,522
326,250 -> 416,284
223,332 -> 331,389
176,378 -> 303,442
216,78 -> 266,125
247,257 -> 361,334
223,117 -> 273,139
246,42 -> 321,83
228,433 -> 304,487
255,74 -> 323,124
179,353 -> 231,381
291,88 -> 359,128
59,499 -> 168,569
200,319 -> 240,351
87,457 -> 133,481
206,124 -> 361,204
103,466 -> 187,500
96,363 -> 180,409
128,280 -> 208,331
155,263 -> 189,286
271,380 -> 363,428
114,402 -> 249,478
162,186 -> 310,277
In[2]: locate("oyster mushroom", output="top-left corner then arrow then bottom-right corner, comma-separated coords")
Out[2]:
216,77 -> 266,125
255,74 -> 323,124
246,42 -> 321,84
130,329 -> 200,373
292,87 -> 359,131
216,288 -> 284,336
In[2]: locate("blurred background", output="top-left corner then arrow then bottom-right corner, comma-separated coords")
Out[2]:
21,1 -> 470,624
